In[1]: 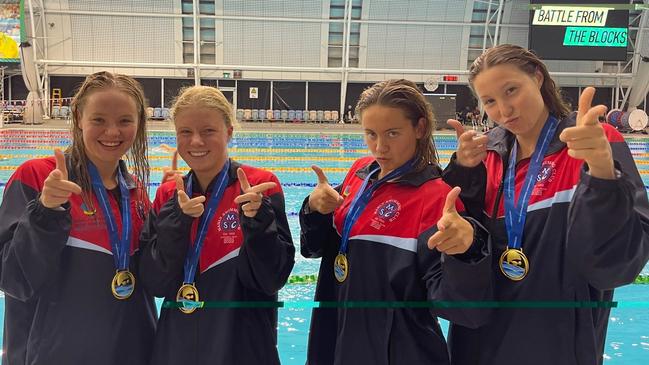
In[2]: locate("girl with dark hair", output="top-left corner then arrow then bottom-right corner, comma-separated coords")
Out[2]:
444,44 -> 649,365
0,71 -> 156,365
300,79 -> 492,364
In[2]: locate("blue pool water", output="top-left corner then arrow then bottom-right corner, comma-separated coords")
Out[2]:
0,129 -> 647,363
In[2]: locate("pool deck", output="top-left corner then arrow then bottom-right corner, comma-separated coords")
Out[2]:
2,118 -> 648,138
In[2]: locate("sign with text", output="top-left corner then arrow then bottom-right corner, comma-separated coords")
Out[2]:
529,0 -> 628,61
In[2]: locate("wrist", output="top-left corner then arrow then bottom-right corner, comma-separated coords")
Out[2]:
587,162 -> 616,180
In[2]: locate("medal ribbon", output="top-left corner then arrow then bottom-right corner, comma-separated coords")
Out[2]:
182,159 -> 231,284
504,116 -> 559,249
88,162 -> 131,271
339,159 -> 415,254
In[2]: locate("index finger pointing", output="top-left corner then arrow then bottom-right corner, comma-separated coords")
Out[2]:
171,150 -> 178,171
237,167 -> 251,192
311,165 -> 329,185
54,148 -> 68,180
175,174 -> 185,193
248,181 -> 277,195
443,186 -> 461,214
578,87 -> 597,126
447,119 -> 465,139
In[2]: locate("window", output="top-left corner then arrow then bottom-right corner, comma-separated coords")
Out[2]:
328,0 -> 363,67
182,0 -> 217,64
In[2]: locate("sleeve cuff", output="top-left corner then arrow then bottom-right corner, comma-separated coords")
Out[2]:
580,162 -> 627,191
443,154 -> 486,183
240,197 -> 275,231
446,218 -> 489,264
32,197 -> 71,223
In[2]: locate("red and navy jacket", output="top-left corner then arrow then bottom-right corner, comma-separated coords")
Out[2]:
443,114 -> 649,365
300,156 -> 492,365
0,156 -> 157,365
139,159 -> 294,365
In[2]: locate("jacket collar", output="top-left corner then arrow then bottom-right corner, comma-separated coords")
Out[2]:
485,113 -> 575,159
354,159 -> 442,187
189,158 -> 241,194
65,155 -> 137,190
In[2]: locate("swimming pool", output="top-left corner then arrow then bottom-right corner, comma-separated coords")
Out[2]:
0,129 -> 647,363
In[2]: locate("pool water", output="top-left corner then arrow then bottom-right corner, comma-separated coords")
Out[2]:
0,129 -> 647,363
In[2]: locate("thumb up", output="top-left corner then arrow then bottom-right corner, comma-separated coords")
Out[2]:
176,175 -> 206,218
448,119 -> 488,168
427,187 -> 475,255
307,165 -> 344,214
40,149 -> 82,209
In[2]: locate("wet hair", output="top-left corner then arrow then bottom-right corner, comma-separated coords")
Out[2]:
355,79 -> 438,172
171,85 -> 238,130
67,71 -> 149,209
468,44 -> 570,119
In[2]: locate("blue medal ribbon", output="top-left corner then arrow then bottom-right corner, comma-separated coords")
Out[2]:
182,159 -> 231,285
339,159 -> 415,254
504,116 -> 560,249
88,162 -> 131,271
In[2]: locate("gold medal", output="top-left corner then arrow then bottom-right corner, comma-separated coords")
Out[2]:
111,270 -> 135,300
176,283 -> 201,314
499,248 -> 529,281
334,253 -> 349,283
81,202 -> 96,216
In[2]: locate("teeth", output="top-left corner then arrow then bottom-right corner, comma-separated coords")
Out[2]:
100,141 -> 120,147
189,151 -> 208,157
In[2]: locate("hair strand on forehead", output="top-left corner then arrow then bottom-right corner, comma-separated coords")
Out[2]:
171,85 -> 238,130
67,71 -> 150,210
469,44 -> 571,119
355,79 -> 439,172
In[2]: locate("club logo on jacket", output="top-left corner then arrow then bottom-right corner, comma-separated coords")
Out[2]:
217,208 -> 240,244
370,199 -> 401,229
537,162 -> 556,184
533,161 -> 556,196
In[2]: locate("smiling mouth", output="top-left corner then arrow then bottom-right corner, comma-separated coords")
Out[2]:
188,151 -> 209,157
99,141 -> 122,147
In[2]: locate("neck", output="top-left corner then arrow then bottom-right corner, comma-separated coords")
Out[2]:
515,109 -> 550,161
90,158 -> 119,189
195,159 -> 228,192
377,169 -> 391,180
195,172 -> 215,193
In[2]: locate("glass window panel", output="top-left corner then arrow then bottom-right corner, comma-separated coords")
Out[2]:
329,34 -> 344,45
201,54 -> 216,64
330,8 -> 344,18
183,28 -> 194,41
328,58 -> 342,67
330,23 -> 344,33
199,2 -> 215,15
199,18 -> 214,28
328,46 -> 343,57
201,29 -> 216,42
